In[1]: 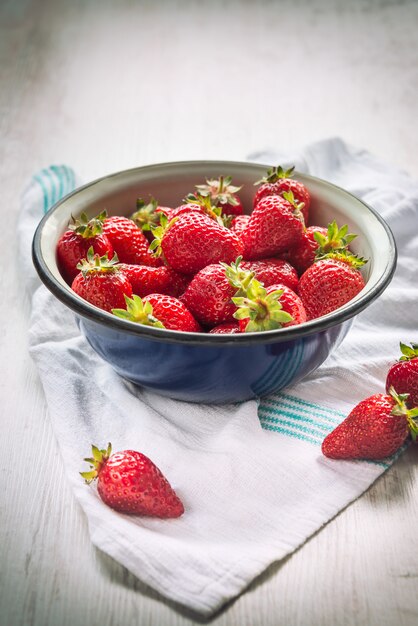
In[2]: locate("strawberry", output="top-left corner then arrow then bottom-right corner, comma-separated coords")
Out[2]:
150,212 -> 243,275
240,258 -> 299,293
386,343 -> 418,407
119,264 -> 189,298
322,388 -> 418,460
195,175 -> 243,215
233,280 -> 305,332
71,248 -> 132,312
180,257 -> 254,327
183,192 -> 234,227
253,165 -> 310,222
80,443 -> 184,517
56,210 -> 113,284
113,294 -> 201,332
283,226 -> 328,275
241,192 -> 305,261
298,251 -> 367,320
230,214 -> 250,237
285,221 -> 357,275
209,322 -> 240,334
103,215 -> 161,267
130,197 -> 172,239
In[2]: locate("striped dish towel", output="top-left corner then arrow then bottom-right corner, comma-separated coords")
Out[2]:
21,139 -> 418,615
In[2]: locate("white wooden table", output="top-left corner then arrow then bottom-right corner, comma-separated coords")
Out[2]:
1,1 -> 418,624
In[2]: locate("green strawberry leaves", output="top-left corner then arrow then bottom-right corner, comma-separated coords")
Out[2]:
313,220 -> 357,257
232,279 -> 293,332
316,248 -> 368,268
399,342 -> 418,361
69,210 -> 107,238
80,443 -> 112,483
76,246 -> 120,276
220,256 -> 254,295
195,175 -> 242,207
131,197 -> 160,232
112,295 -> 165,329
254,165 -> 295,186
389,387 -> 418,441
282,190 -> 305,223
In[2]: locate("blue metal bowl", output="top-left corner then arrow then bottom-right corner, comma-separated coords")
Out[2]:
32,160 -> 396,403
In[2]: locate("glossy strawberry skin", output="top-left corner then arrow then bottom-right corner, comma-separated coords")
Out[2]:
97,449 -> 184,517
170,203 -> 203,218
161,212 -> 244,275
238,283 -> 306,332
71,271 -> 133,313
241,196 -> 304,261
283,226 -> 328,275
322,394 -> 409,460
57,231 -> 113,284
386,359 -> 418,408
209,322 -> 240,334
230,214 -> 250,237
119,264 -> 189,298
240,259 -> 299,292
181,264 -> 237,327
143,293 -> 201,332
253,179 -> 310,222
103,216 -> 161,267
298,258 -> 365,320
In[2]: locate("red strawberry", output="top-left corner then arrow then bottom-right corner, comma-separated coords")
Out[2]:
80,443 -> 184,517
298,251 -> 367,320
322,388 -> 418,460
113,293 -> 201,332
230,214 -> 250,237
170,202 -> 204,219
284,226 -> 328,275
71,248 -> 132,313
285,221 -> 358,275
130,197 -> 173,239
56,210 -> 113,284
233,280 -> 304,332
209,322 -> 240,334
241,193 -> 305,261
253,165 -> 310,222
195,175 -> 243,215
103,215 -> 161,267
386,343 -> 418,407
119,264 -> 189,298
240,258 -> 299,292
181,258 -> 254,327
182,193 -> 234,227
150,212 -> 243,275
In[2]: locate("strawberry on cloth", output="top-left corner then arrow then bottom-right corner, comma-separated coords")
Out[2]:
20,140 -> 418,616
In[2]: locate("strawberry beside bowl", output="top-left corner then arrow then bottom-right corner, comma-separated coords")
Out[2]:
32,161 -> 396,403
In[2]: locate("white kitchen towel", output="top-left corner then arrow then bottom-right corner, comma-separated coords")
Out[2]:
20,139 -> 418,616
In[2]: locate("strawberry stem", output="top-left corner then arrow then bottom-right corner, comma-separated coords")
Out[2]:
76,247 -> 120,276
69,210 -> 107,238
389,387 -> 418,441
399,342 -> 418,362
80,443 -> 112,483
112,295 -> 165,328
232,279 -> 293,332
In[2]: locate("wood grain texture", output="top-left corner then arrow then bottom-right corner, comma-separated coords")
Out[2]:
1,0 -> 418,624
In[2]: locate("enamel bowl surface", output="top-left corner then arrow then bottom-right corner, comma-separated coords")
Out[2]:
32,161 -> 396,403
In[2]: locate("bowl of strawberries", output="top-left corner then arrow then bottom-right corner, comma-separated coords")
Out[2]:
32,160 -> 396,403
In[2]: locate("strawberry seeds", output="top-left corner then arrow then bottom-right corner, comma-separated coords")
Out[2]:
56,168 -> 368,334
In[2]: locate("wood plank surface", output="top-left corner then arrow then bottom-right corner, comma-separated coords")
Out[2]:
1,0 -> 417,625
